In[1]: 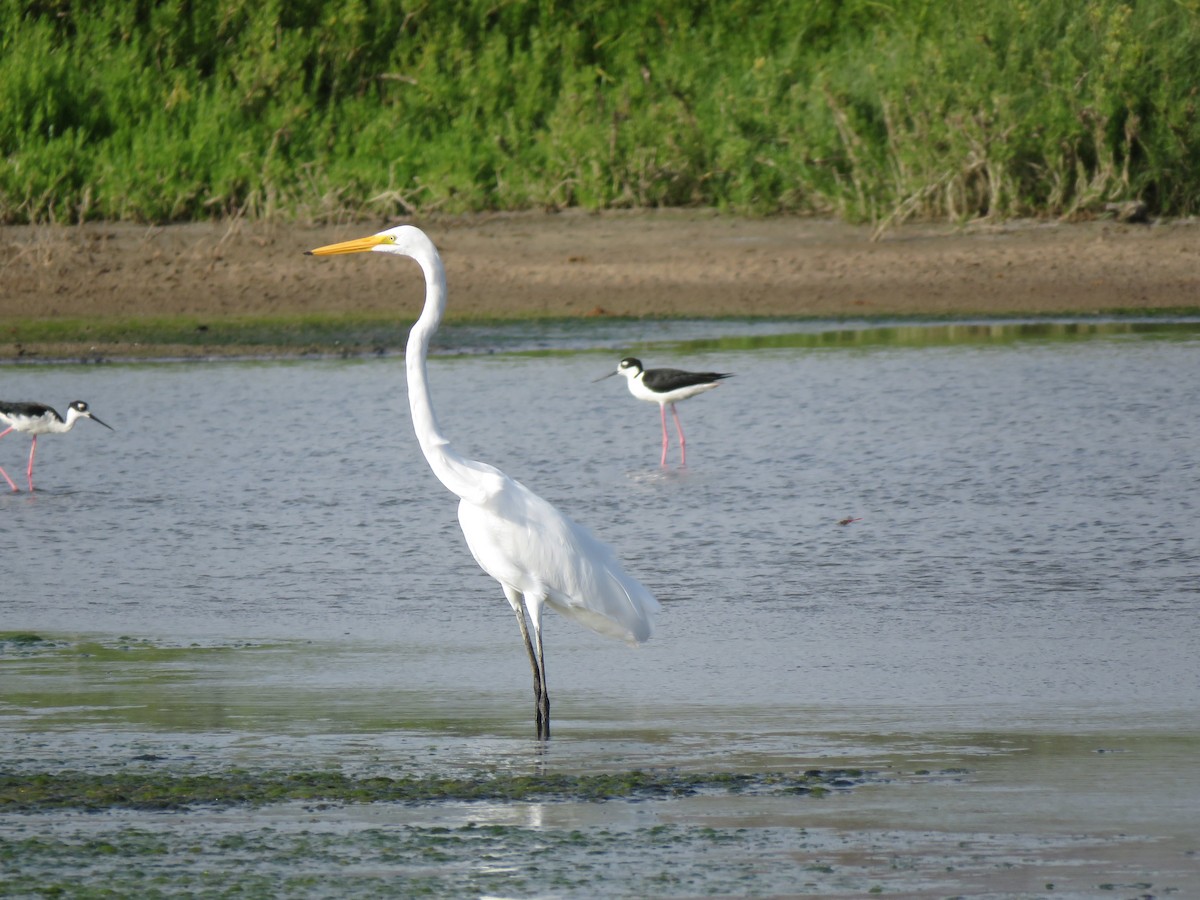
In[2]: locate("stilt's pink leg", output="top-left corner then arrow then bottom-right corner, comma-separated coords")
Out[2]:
671,403 -> 687,466
0,427 -> 17,491
659,405 -> 670,466
26,435 -> 37,491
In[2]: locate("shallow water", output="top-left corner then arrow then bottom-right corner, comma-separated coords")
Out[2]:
2,319 -> 1198,896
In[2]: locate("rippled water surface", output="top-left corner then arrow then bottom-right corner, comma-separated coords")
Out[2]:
2,320 -> 1198,896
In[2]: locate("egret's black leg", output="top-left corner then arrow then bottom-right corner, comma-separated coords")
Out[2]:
511,603 -> 546,739
536,626 -> 550,741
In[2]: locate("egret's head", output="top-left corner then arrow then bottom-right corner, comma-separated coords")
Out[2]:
306,225 -> 433,259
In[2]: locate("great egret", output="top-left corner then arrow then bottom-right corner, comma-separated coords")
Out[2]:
0,400 -> 113,492
306,226 -> 660,740
596,357 -> 732,466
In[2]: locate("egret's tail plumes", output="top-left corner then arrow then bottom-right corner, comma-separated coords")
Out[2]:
543,524 -> 660,646
457,473 -> 659,646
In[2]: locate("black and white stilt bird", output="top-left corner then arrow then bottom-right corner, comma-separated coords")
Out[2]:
0,400 -> 113,492
597,357 -> 732,466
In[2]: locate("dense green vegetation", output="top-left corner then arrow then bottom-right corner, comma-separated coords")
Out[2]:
3,0 -> 1199,225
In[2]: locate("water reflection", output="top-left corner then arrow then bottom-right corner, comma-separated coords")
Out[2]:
422,315 -> 1200,356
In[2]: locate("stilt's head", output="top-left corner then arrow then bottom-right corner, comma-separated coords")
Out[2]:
593,357 -> 644,383
66,401 -> 113,431
615,357 -> 643,382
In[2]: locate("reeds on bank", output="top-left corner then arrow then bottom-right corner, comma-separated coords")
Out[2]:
3,0 -> 1197,226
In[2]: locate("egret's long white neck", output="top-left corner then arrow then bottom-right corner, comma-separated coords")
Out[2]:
405,242 -> 448,453
404,239 -> 489,505
309,226 -> 491,504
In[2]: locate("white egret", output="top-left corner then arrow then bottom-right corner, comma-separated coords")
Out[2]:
306,226 -> 659,740
0,400 -> 113,492
596,357 -> 732,466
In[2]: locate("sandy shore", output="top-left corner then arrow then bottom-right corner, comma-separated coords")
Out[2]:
2,211 -> 1198,357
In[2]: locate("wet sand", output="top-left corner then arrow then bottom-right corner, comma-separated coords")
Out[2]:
3,212 -> 1199,359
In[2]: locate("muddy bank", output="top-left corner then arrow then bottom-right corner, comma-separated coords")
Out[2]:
2,212 -> 1198,359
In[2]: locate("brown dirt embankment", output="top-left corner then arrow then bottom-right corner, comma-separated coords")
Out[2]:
2,211 -> 1197,357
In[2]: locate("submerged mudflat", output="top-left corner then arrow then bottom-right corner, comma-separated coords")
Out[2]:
0,766 -> 872,812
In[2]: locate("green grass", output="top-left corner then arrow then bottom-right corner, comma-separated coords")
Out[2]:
3,0 -> 1199,226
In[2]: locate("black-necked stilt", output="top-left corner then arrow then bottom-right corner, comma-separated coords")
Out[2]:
0,400 -> 113,492
307,226 -> 658,741
597,357 -> 733,466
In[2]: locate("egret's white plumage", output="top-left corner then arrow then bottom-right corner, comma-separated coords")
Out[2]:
307,225 -> 659,739
0,400 -> 113,492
